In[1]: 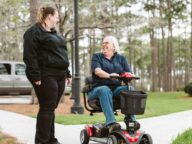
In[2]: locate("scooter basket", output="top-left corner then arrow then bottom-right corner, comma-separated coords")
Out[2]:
120,91 -> 147,115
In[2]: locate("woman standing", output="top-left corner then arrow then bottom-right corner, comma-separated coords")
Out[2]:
23,6 -> 71,144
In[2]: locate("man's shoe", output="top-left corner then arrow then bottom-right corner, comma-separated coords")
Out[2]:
107,123 -> 121,133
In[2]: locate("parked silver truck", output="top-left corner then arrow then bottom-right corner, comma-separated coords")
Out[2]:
0,61 -> 71,95
0,61 -> 32,95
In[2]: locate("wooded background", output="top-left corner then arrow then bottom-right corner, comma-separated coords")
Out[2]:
0,0 -> 191,92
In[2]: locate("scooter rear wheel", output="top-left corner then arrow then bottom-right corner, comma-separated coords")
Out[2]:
107,135 -> 118,144
80,129 -> 89,144
140,134 -> 153,144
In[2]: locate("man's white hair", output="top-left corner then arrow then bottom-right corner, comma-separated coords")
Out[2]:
104,36 -> 120,53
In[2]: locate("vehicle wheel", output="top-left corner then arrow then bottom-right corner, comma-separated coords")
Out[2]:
80,129 -> 89,144
107,135 -> 118,144
139,134 -> 153,144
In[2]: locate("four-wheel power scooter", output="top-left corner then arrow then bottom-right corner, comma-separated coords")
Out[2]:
80,72 -> 153,144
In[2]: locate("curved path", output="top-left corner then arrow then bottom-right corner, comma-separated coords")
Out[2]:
0,110 -> 192,144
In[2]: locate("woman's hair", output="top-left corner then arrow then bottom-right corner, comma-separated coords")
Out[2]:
104,36 -> 120,53
36,6 -> 56,23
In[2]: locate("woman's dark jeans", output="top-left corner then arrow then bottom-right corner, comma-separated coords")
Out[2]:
32,72 -> 66,144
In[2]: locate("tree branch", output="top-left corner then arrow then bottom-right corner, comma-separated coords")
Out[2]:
79,26 -> 113,29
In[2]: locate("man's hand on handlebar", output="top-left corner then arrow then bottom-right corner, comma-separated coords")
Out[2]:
109,72 -> 140,83
109,73 -> 119,80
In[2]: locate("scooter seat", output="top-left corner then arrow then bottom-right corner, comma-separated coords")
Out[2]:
88,97 -> 121,111
83,76 -> 121,113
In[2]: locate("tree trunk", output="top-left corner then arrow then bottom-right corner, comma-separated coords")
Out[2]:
190,0 -> 192,82
166,22 -> 172,91
166,0 -> 174,91
159,0 -> 168,91
150,0 -> 158,91
150,28 -> 157,91
157,29 -> 161,91
29,0 -> 39,25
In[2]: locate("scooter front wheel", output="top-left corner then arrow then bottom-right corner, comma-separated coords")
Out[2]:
140,134 -> 153,144
80,129 -> 89,144
107,135 -> 118,144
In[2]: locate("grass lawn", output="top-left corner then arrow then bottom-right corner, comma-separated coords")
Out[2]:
139,91 -> 192,118
171,128 -> 192,144
55,91 -> 192,125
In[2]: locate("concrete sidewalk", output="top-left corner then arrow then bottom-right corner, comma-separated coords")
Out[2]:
0,110 -> 192,144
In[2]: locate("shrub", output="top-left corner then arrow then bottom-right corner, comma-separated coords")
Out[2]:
184,82 -> 192,97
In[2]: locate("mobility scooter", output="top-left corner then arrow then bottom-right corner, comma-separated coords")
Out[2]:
80,72 -> 153,144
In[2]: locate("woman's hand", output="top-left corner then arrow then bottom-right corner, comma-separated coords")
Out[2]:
109,73 -> 119,77
66,78 -> 72,85
34,80 -> 41,86
109,73 -> 119,79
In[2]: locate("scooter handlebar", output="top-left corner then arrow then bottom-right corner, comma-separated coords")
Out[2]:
109,75 -> 140,80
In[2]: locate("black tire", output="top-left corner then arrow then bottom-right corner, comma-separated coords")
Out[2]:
140,134 -> 153,144
80,129 -> 89,144
107,135 -> 118,144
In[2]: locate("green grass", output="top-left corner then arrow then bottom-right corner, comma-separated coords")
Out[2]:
172,129 -> 192,144
55,113 -> 127,125
138,91 -> 192,118
54,91 -> 192,125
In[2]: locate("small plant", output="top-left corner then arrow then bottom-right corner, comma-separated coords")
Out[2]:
184,82 -> 192,97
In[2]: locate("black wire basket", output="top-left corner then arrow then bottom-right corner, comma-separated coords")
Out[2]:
120,91 -> 147,115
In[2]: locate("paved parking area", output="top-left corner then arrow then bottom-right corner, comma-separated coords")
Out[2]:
0,95 -> 31,104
